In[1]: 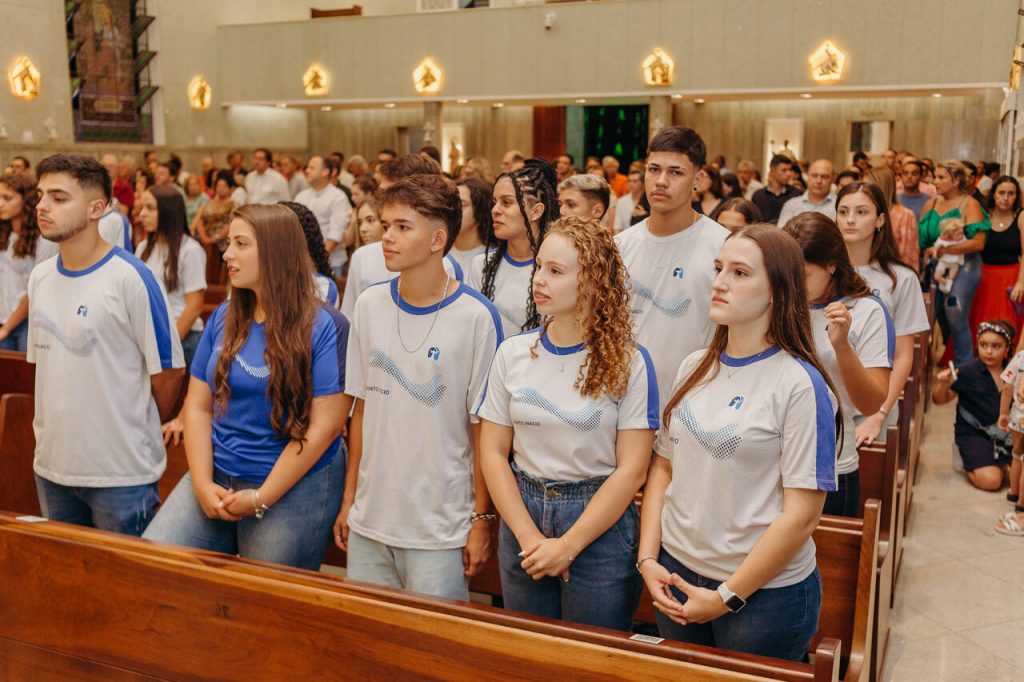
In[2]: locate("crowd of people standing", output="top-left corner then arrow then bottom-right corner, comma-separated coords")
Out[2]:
1,126 -> 1021,662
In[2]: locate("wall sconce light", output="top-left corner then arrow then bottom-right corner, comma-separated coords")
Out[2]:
809,40 -> 847,82
303,63 -> 331,97
413,58 -> 443,95
187,75 -> 212,111
8,56 -> 41,100
642,48 -> 674,87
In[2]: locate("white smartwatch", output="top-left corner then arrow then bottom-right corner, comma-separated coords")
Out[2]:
717,582 -> 746,613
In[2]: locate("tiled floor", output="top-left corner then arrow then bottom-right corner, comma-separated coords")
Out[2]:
882,399 -> 1024,680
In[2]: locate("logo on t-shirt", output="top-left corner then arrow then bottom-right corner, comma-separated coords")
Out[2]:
512,387 -> 602,431
672,267 -> 685,280
369,347 -> 446,407
872,288 -> 881,298
728,396 -> 744,409
76,305 -> 89,318
676,403 -> 741,461
427,346 -> 441,361
629,277 -> 693,319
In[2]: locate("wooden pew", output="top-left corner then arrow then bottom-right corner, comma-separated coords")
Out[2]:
0,394 -> 39,516
856,432 -> 899,682
0,350 -> 33,396
0,513 -> 840,682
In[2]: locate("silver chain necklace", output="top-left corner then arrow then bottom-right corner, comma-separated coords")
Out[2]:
396,275 -> 450,354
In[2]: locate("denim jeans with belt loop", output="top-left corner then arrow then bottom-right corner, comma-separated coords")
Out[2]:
498,462 -> 642,631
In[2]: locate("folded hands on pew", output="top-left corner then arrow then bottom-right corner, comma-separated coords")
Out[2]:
642,561 -> 728,625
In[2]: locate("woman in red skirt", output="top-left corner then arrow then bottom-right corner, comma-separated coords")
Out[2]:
970,176 -> 1024,346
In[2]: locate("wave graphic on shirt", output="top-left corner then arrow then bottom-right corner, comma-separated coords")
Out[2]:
675,403 -> 741,460
32,312 -> 98,357
235,355 -> 270,379
496,303 -> 521,328
630,278 -> 692,318
369,347 -> 446,407
512,387 -> 602,431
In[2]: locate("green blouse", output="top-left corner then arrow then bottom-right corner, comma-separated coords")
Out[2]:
918,205 -> 990,249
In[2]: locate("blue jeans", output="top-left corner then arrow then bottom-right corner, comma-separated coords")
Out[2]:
937,252 -> 981,366
498,464 -> 642,631
181,329 -> 202,372
655,550 -> 822,662
35,475 -> 160,537
346,530 -> 469,601
142,444 -> 345,571
0,318 -> 28,352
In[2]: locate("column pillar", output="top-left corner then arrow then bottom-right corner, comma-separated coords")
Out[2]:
648,95 -> 673,140
423,100 -> 443,147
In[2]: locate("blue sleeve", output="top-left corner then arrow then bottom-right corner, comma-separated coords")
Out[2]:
637,344 -> 660,429
445,253 -> 464,282
190,304 -> 223,381
120,212 -> 132,251
312,305 -> 349,396
327,278 -> 339,308
118,249 -> 177,369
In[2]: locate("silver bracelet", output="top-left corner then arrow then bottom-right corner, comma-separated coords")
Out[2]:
251,489 -> 269,520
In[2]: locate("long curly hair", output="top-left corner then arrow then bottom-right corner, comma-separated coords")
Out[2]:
278,201 -> 332,278
213,205 -> 319,448
532,216 -> 635,399
0,171 -> 42,258
663,224 -> 843,449
481,158 -> 558,331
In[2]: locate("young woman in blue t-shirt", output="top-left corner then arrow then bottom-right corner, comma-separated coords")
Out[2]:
144,204 -> 350,570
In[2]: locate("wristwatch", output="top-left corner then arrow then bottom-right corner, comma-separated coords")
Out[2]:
717,582 -> 746,613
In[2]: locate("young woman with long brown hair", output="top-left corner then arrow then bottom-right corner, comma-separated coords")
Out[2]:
637,224 -> 839,661
0,171 -> 57,350
784,212 -> 894,517
478,215 -> 657,631
144,205 -> 350,570
136,184 -> 207,367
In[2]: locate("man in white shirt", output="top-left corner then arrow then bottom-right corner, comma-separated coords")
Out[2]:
279,154 -> 310,199
244,148 -> 290,205
615,127 -> 730,410
295,155 -> 352,277
776,159 -> 837,228
98,202 -> 133,251
29,154 -> 185,536
737,160 -> 764,200
611,169 -> 644,232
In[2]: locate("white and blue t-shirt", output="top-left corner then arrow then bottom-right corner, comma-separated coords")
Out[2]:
315,272 -> 339,309
345,278 -> 501,550
810,295 -> 895,475
654,347 -> 838,589
191,302 -> 348,483
99,207 -> 133,252
477,327 -> 658,481
857,262 -> 929,337
135,236 -> 208,333
0,232 -> 57,323
340,242 -> 463,320
615,216 -> 729,410
466,250 -> 535,338
28,246 -> 184,487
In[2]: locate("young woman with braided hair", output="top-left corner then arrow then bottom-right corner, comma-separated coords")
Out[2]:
467,158 -> 559,337
280,201 -> 340,309
477,215 -> 658,631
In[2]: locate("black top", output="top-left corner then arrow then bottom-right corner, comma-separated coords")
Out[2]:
752,185 -> 801,223
951,358 -> 1000,439
981,211 -> 1022,266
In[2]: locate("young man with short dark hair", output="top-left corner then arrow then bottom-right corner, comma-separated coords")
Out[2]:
614,126 -> 729,409
336,174 -> 501,600
29,154 -> 185,535
751,154 -> 801,223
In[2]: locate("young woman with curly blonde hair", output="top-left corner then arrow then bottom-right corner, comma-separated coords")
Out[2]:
477,215 -> 658,631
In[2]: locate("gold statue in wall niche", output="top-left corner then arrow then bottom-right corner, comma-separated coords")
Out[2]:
188,75 -> 212,110
642,48 -> 675,87
809,40 -> 847,82
303,63 -> 331,97
414,58 -> 443,95
9,56 -> 41,100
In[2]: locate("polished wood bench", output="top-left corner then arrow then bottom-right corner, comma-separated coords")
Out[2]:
0,513 -> 840,681
0,350 -> 33,395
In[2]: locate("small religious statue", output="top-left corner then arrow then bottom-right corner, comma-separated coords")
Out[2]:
448,137 -> 461,174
